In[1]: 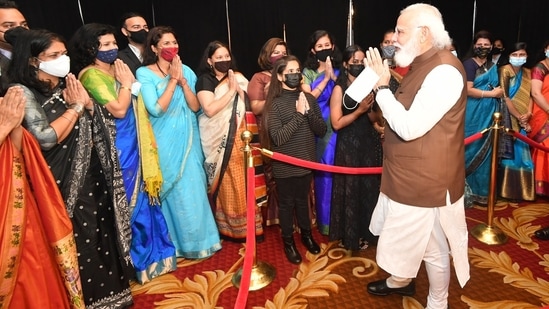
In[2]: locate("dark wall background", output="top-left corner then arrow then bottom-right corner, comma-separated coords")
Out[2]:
15,0 -> 549,79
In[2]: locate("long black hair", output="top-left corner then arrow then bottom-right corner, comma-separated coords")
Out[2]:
260,55 -> 301,150
336,44 -> 365,88
8,28 -> 66,96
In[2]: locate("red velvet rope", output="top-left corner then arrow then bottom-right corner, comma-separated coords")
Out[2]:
233,128 -> 488,308
268,150 -> 382,174
234,165 -> 256,309
510,130 -> 549,152
256,129 -> 486,175
464,131 -> 484,145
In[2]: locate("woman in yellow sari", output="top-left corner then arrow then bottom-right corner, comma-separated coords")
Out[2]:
0,86 -> 83,308
498,42 -> 535,201
196,40 -> 264,242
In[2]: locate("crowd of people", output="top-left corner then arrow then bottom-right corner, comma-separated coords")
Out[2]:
1,1 -> 549,308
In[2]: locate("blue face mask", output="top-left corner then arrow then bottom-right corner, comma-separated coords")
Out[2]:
509,56 -> 527,67
546,50 -> 549,58
96,48 -> 118,64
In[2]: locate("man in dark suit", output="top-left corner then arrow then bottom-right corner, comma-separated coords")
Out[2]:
0,1 -> 28,94
118,12 -> 149,75
491,37 -> 505,66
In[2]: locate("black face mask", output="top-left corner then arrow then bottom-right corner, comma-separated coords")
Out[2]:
473,47 -> 491,59
347,64 -> 365,77
315,48 -> 332,62
127,29 -> 148,44
491,47 -> 503,55
283,73 -> 301,89
214,60 -> 231,73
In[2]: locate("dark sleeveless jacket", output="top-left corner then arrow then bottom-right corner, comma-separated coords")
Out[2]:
381,47 -> 467,207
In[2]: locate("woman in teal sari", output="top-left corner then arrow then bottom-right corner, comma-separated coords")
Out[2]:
70,23 -> 177,283
463,30 -> 504,205
301,30 -> 341,234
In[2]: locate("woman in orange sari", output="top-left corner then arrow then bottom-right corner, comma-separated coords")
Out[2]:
530,40 -> 549,197
196,41 -> 264,242
0,86 -> 83,308
530,40 -> 549,240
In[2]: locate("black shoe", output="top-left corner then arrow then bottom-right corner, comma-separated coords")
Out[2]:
367,279 -> 415,296
283,236 -> 302,264
535,227 -> 549,240
301,230 -> 320,254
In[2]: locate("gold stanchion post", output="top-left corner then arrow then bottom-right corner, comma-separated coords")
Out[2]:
232,130 -> 276,290
471,112 -> 508,245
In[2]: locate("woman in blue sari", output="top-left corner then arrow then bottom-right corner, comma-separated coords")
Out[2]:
301,30 -> 341,234
70,23 -> 177,284
463,30 -> 504,205
137,26 -> 221,258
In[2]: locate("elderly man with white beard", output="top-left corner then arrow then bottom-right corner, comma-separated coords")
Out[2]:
363,3 -> 469,309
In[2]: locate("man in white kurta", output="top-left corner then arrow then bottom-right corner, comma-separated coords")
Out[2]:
364,3 -> 470,309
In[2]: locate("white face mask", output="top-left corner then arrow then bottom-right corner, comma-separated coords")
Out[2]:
451,50 -> 458,57
38,54 -> 70,77
509,56 -> 527,67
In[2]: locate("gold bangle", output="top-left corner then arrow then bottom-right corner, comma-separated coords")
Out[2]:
65,108 -> 79,117
120,86 -> 131,92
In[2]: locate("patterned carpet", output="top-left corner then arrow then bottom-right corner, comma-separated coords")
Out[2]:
130,199 -> 549,309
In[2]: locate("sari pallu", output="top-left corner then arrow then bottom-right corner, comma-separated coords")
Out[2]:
199,72 -> 263,241
528,62 -> 549,196
498,66 -> 535,201
464,63 -> 500,205
19,84 -> 134,308
80,69 -> 176,284
0,130 -> 83,309
309,69 -> 339,235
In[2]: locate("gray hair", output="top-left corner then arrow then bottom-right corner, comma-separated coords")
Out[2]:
401,3 -> 451,50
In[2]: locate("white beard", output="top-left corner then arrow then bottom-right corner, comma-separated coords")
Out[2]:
394,36 -> 420,67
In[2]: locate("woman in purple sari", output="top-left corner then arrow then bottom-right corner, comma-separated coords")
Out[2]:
301,30 -> 341,235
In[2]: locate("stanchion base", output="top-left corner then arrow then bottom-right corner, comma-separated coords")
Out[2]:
471,223 -> 508,245
232,260 -> 276,291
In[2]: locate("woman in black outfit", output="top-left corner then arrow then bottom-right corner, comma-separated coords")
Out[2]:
262,55 -> 327,264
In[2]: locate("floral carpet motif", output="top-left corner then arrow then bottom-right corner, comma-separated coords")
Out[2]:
130,200 -> 549,309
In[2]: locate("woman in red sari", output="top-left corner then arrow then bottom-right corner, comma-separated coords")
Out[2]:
0,86 -> 83,308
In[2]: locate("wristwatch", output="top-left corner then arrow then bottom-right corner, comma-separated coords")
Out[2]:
374,85 -> 390,93
70,103 -> 84,116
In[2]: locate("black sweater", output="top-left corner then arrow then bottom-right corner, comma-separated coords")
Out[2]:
268,89 -> 327,178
